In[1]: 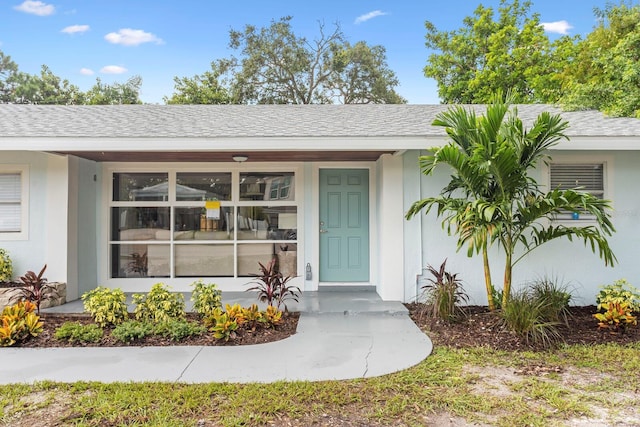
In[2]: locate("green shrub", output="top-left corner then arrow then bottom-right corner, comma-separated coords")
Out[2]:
54,322 -> 103,344
247,258 -> 300,311
594,302 -> 638,333
153,319 -> 207,341
11,265 -> 56,314
528,276 -> 572,325
112,320 -> 154,343
133,283 -> 185,322
243,304 -> 263,329
225,303 -> 246,326
208,312 -> 238,341
597,279 -> 640,313
491,287 -> 503,310
419,259 -> 468,322
190,280 -> 222,317
0,301 -> 42,347
0,248 -> 12,282
500,289 -> 561,348
262,305 -> 282,327
81,286 -> 129,327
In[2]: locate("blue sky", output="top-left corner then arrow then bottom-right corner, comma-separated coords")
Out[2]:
1,0 -> 623,104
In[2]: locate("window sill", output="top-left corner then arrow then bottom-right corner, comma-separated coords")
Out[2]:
551,218 -> 598,227
0,231 -> 28,241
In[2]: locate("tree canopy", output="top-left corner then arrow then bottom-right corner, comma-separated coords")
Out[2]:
424,0 -> 561,104
12,65 -> 84,105
561,2 -> 640,117
0,49 -> 142,105
0,51 -> 21,103
164,60 -> 232,104
166,17 -> 406,104
83,76 -> 143,105
424,0 -> 640,117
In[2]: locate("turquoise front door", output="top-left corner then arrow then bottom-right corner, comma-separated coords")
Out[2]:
319,169 -> 370,282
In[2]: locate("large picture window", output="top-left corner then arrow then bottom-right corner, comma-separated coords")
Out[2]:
109,170 -> 297,279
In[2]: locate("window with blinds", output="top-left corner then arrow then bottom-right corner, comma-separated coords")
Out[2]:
550,163 -> 604,196
550,163 -> 604,220
0,173 -> 22,232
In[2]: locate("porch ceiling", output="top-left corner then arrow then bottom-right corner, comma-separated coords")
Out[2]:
54,150 -> 396,162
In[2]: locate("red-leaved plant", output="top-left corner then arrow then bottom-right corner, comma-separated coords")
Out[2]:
10,265 -> 57,314
247,258 -> 300,311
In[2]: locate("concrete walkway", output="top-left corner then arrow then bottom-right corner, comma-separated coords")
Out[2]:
0,291 -> 432,384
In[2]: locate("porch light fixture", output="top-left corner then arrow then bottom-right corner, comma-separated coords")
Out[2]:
232,154 -> 249,163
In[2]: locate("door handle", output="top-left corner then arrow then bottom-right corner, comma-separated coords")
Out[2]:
320,221 -> 328,233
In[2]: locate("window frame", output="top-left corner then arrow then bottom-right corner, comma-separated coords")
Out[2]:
105,164 -> 301,281
0,164 -> 29,241
546,155 -> 612,223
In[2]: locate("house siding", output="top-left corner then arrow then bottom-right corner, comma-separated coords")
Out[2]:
402,150 -> 423,303
69,156 -> 100,298
409,148 -> 640,306
0,152 -> 67,283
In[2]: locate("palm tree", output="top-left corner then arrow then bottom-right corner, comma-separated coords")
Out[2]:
406,93 -> 616,309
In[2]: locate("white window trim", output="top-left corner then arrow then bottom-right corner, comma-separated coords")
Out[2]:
543,154 -> 613,224
100,162 -> 303,290
0,164 -> 29,241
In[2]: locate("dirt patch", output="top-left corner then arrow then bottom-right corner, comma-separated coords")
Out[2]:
2,390 -> 73,427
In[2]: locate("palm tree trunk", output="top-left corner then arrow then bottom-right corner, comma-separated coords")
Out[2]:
482,243 -> 495,311
502,241 -> 512,309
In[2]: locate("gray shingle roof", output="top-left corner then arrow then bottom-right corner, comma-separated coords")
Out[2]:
0,104 -> 638,138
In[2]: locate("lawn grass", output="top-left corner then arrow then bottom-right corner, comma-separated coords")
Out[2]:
1,343 -> 639,426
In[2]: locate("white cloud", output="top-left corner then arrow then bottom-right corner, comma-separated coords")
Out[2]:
100,65 -> 127,74
79,68 -> 94,76
14,1 -> 55,16
62,24 -> 89,34
354,10 -> 387,24
104,28 -> 163,46
541,20 -> 573,35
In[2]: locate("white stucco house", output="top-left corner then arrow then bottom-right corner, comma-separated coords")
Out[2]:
1,104 -> 639,306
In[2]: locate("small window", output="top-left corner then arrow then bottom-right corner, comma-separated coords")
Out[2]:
0,173 -> 21,232
550,163 -> 605,220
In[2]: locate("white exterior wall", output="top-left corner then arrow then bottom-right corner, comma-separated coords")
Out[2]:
375,154 -> 404,301
410,148 -> 640,306
403,151 -> 423,302
302,162 -> 315,291
67,156 -> 100,299
45,154 -> 69,289
0,152 -> 69,286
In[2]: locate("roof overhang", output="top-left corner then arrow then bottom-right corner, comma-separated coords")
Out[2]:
1,136 -> 432,151
2,135 -> 640,163
53,150 -> 396,162
2,136 -> 432,162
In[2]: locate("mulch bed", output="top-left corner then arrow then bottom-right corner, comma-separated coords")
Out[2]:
406,304 -> 640,351
17,312 -> 299,348
13,304 -> 639,351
